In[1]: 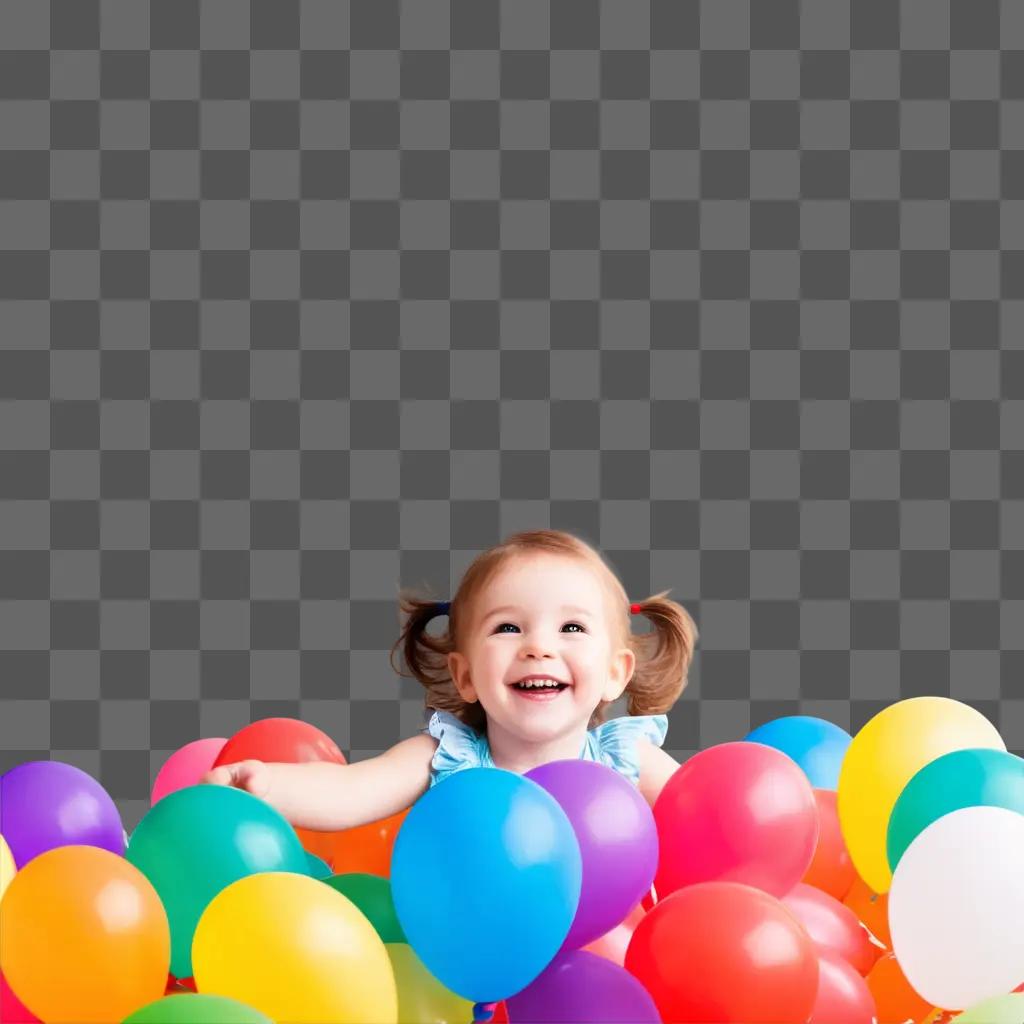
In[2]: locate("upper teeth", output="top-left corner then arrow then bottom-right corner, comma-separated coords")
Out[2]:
517,678 -> 562,688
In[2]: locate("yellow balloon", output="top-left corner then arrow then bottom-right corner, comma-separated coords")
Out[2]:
386,943 -> 474,1024
0,835 -> 15,901
192,871 -> 398,1024
837,697 -> 1005,893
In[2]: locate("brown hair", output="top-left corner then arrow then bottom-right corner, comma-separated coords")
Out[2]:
388,529 -> 699,734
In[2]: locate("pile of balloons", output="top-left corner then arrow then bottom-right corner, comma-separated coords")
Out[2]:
2,695 -> 1023,1023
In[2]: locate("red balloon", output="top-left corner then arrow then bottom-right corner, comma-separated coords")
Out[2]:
213,717 -> 346,767
624,881 -> 819,1024
811,950 -> 877,1024
653,741 -> 819,899
783,883 -> 882,976
1,971 -> 40,1023
802,790 -> 857,900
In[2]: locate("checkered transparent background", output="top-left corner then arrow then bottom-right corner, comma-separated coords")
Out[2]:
3,0 -> 1024,829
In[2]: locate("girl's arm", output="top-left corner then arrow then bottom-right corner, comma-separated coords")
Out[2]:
636,739 -> 681,808
204,732 -> 439,832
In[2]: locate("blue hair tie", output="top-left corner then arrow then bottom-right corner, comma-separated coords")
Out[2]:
435,601 -> 451,616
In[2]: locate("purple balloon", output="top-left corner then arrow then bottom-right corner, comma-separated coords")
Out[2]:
525,760 -> 657,952
0,761 -> 124,868
507,949 -> 660,1024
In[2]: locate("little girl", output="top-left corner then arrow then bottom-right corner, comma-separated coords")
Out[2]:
204,529 -> 699,829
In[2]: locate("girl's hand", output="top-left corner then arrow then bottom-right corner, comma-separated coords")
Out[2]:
202,759 -> 272,800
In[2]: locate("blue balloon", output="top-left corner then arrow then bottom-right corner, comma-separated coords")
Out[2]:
745,716 -> 852,790
391,768 -> 582,1003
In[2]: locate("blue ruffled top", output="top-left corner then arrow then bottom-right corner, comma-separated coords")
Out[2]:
422,709 -> 669,789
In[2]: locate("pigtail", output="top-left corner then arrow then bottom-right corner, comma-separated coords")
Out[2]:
622,589 -> 699,718
388,589 -> 488,732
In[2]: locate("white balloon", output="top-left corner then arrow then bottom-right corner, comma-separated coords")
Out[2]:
889,805 -> 1024,1010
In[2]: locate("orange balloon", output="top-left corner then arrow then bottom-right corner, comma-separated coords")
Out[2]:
582,902 -> 646,967
0,845 -> 170,1023
843,875 -> 891,948
331,808 -> 409,877
803,790 -> 857,901
295,826 -> 336,867
866,953 -> 934,1024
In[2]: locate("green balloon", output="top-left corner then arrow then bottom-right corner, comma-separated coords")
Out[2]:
955,993 -> 1024,1023
123,993 -> 273,1023
126,784 -> 309,978
306,851 -> 332,879
887,748 -> 1024,871
324,872 -> 406,943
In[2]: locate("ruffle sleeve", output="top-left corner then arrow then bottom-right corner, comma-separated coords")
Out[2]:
587,714 -> 669,786
423,709 -> 490,787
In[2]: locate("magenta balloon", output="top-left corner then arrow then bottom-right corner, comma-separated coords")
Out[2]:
0,761 -> 125,868
506,949 -> 660,1024
525,760 -> 658,951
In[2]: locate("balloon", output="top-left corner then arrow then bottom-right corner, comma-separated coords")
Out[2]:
1,971 -> 40,1024
783,883 -> 882,976
0,834 -> 15,899
0,760 -> 125,867
955,994 -> 1024,1023
124,993 -> 273,1023
581,902 -> 646,967
331,808 -> 408,877
305,852 -> 331,879
811,949 -> 878,1024
386,943 -> 474,1024
126,783 -> 308,978
837,697 -> 1004,893
0,845 -> 169,1023
803,789 -> 857,900
151,738 -> 228,805
889,805 -> 1024,1010
843,875 -> 891,948
653,741 -> 819,899
507,949 -> 660,1023
745,716 -> 852,789
866,953 -> 934,1024
391,767 -> 582,1002
324,872 -> 406,943
624,881 -> 819,1024
192,871 -> 397,1024
213,717 -> 347,865
525,760 -> 658,951
214,717 -> 346,767
887,747 -> 1024,872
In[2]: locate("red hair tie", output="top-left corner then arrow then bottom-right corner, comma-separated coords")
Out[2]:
630,602 -> 642,614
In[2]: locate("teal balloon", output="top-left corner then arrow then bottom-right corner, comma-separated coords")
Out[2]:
887,747 -> 1024,871
391,767 -> 582,1004
744,716 -> 852,789
123,993 -> 273,1023
305,851 -> 332,879
126,784 -> 308,978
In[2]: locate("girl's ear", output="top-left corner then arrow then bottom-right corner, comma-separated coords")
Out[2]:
447,651 -> 478,703
602,646 -> 636,702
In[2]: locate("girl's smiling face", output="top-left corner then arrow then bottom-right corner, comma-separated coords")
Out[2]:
446,553 -> 636,744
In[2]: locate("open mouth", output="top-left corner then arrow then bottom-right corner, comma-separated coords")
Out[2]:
510,680 -> 570,694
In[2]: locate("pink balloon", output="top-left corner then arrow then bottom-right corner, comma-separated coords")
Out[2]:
783,883 -> 882,976
1,971 -> 40,1023
653,741 -> 819,899
810,950 -> 877,1024
581,902 -> 646,967
150,737 -> 227,805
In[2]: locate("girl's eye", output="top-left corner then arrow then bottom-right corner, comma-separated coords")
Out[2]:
493,622 -> 586,634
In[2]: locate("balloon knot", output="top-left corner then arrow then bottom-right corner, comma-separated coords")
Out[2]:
472,1001 -> 497,1022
